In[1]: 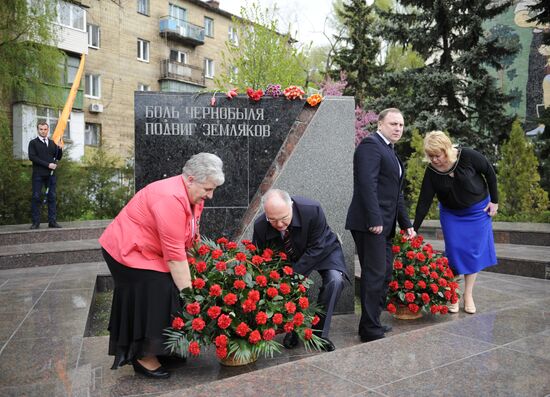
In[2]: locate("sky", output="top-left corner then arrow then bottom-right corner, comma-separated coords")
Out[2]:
218,0 -> 337,47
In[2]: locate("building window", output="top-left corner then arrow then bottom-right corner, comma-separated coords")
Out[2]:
137,0 -> 149,16
170,49 -> 187,64
58,55 -> 80,85
85,73 -> 101,98
37,107 -> 70,140
66,56 -> 80,84
137,39 -> 149,62
85,123 -> 100,146
169,4 -> 187,22
57,1 -> 85,31
204,17 -> 214,37
137,83 -> 150,91
204,58 -> 214,78
87,24 -> 100,48
228,26 -> 238,46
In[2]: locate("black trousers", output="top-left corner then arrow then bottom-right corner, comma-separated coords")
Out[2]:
352,230 -> 393,339
31,174 -> 56,224
315,269 -> 346,338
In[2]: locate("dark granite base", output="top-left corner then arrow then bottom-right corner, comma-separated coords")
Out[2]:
484,258 -> 550,279
0,249 -> 103,270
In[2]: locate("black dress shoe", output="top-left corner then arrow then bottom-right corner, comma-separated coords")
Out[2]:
360,333 -> 385,343
48,222 -> 62,228
132,360 -> 170,379
319,337 -> 335,352
158,355 -> 187,367
30,223 -> 40,229
383,325 -> 393,333
283,331 -> 299,349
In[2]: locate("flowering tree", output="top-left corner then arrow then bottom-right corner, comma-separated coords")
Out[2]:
321,72 -> 377,146
216,3 -> 307,91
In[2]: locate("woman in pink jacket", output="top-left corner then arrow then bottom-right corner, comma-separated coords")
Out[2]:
99,153 -> 224,379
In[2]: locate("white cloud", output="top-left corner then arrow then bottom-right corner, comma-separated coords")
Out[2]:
218,0 -> 336,47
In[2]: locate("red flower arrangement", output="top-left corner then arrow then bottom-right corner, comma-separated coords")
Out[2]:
164,238 -> 325,364
246,88 -> 264,102
283,85 -> 305,100
386,232 -> 460,315
226,88 -> 238,99
306,93 -> 323,107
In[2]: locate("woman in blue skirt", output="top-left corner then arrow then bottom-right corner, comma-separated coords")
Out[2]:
413,131 -> 499,314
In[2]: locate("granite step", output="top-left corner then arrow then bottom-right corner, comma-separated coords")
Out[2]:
0,239 -> 102,270
354,241 -> 550,280
0,220 -> 110,246
427,239 -> 550,280
418,220 -> 550,247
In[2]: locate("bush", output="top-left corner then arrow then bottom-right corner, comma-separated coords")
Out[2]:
497,120 -> 549,217
82,147 -> 133,219
0,129 -> 134,225
0,117 -> 32,225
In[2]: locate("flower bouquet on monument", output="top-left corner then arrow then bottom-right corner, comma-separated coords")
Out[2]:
164,237 -> 326,365
386,231 -> 460,319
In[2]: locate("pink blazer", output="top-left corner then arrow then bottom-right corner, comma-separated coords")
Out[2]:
99,175 -> 203,273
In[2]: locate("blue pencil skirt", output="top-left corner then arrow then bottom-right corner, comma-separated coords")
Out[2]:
439,197 -> 497,275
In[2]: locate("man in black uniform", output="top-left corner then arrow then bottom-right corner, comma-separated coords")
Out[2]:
28,122 -> 63,229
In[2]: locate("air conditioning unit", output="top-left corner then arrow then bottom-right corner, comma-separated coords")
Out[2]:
89,103 -> 103,113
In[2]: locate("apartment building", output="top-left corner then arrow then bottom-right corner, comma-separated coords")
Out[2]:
12,0 -> 88,161
81,0 -> 238,159
12,0 -> 238,161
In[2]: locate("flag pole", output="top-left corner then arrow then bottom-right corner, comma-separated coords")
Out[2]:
43,54 -> 86,204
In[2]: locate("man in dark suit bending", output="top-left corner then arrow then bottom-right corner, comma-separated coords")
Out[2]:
28,121 -> 63,229
253,189 -> 348,352
345,108 -> 416,342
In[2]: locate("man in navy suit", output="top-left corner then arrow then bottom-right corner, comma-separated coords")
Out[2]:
253,189 -> 348,351
28,122 -> 63,229
346,108 -> 416,342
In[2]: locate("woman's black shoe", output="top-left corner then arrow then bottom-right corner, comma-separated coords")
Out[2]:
132,360 -> 170,379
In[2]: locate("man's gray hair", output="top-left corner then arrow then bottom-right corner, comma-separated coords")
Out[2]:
261,189 -> 292,209
182,153 -> 225,185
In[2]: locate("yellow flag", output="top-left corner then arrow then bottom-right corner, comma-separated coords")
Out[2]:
51,54 -> 86,147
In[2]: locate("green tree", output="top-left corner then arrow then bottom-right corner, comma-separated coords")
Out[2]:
215,3 -> 306,91
0,0 -> 64,225
330,0 -> 381,102
406,129 -> 438,220
383,44 -> 424,72
369,0 -> 519,160
0,118 -> 31,225
497,120 -> 549,217
0,0 -> 64,106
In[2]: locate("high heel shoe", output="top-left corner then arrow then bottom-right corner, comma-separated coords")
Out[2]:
464,303 -> 476,314
132,359 -> 170,379
448,301 -> 459,313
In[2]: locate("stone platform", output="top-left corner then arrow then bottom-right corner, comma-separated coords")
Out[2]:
0,262 -> 548,396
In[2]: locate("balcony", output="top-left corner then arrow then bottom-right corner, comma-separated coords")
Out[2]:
159,17 -> 205,46
160,59 -> 205,87
14,82 -> 84,110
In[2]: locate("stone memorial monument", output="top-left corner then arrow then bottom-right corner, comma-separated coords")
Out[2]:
135,92 -> 355,312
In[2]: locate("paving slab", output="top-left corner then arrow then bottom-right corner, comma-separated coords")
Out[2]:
0,258 -> 548,396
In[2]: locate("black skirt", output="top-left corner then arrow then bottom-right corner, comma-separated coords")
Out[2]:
102,248 -> 182,369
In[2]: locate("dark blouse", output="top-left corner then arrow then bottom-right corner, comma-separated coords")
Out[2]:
413,148 -> 498,231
